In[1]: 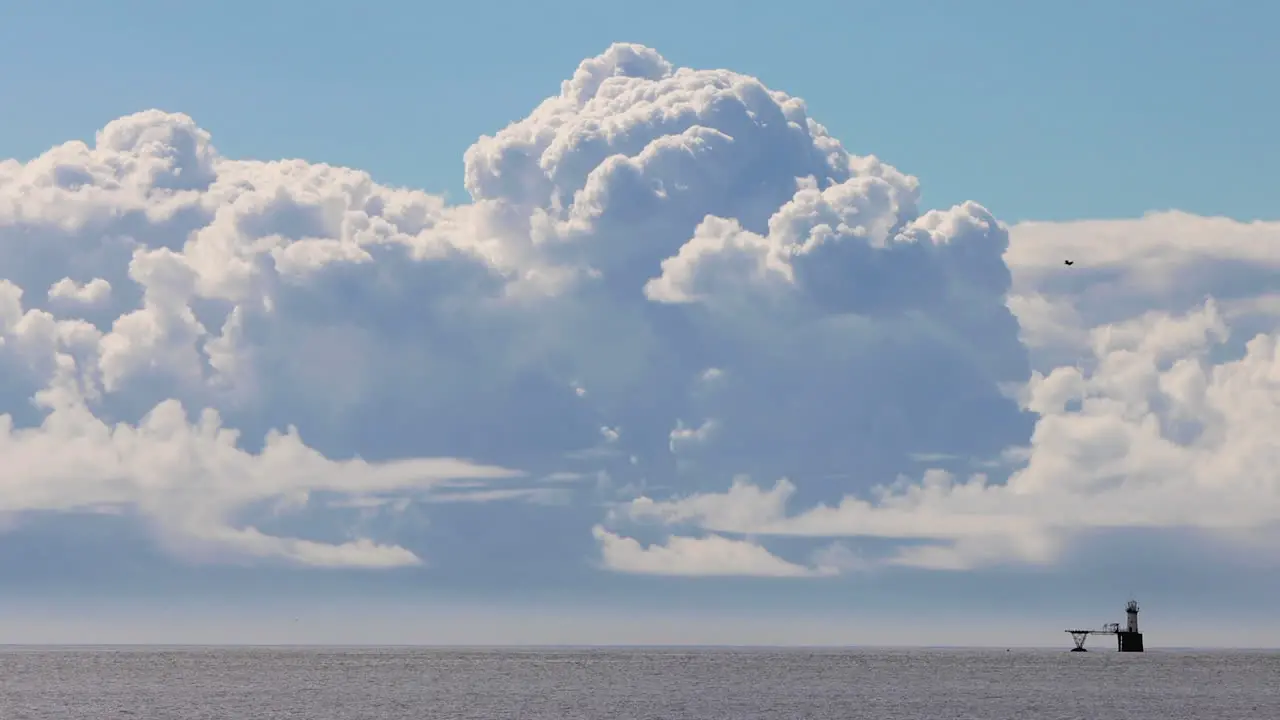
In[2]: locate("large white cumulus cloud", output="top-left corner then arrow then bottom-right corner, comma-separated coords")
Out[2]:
620,212 -> 1280,573
4,43 -> 1272,577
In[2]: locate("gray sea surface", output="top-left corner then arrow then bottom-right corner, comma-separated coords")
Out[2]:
0,646 -> 1276,719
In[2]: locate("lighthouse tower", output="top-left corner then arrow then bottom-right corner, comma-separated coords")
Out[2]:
1117,600 -> 1144,652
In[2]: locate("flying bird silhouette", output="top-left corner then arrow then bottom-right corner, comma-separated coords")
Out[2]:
1064,260 -> 1074,266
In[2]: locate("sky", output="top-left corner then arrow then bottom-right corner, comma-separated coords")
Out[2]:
0,0 -> 1278,647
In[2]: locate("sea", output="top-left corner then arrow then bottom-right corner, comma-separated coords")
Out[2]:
0,646 -> 1275,719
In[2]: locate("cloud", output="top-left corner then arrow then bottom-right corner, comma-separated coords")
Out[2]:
613,213 -> 1280,571
48,277 -> 112,305
591,525 -> 834,577
5,43 -> 1278,578
0,313 -> 519,568
1006,211 -> 1280,361
0,111 -> 537,568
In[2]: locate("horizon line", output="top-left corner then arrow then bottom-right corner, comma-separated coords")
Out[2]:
2,643 -> 1276,651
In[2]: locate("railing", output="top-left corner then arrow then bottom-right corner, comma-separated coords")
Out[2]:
1064,623 -> 1121,635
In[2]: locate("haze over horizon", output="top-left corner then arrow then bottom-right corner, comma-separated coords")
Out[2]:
1,1 -> 1279,648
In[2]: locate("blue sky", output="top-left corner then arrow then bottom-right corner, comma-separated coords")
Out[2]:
5,0 -> 1277,223
1,1 -> 1279,647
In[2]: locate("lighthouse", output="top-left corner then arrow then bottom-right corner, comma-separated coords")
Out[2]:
1117,600 -> 1144,652
1064,599 -> 1146,652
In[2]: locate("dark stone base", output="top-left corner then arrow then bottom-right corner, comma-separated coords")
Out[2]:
1118,631 -> 1144,652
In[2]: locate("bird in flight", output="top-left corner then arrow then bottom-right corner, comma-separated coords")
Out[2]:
1064,260 -> 1074,266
